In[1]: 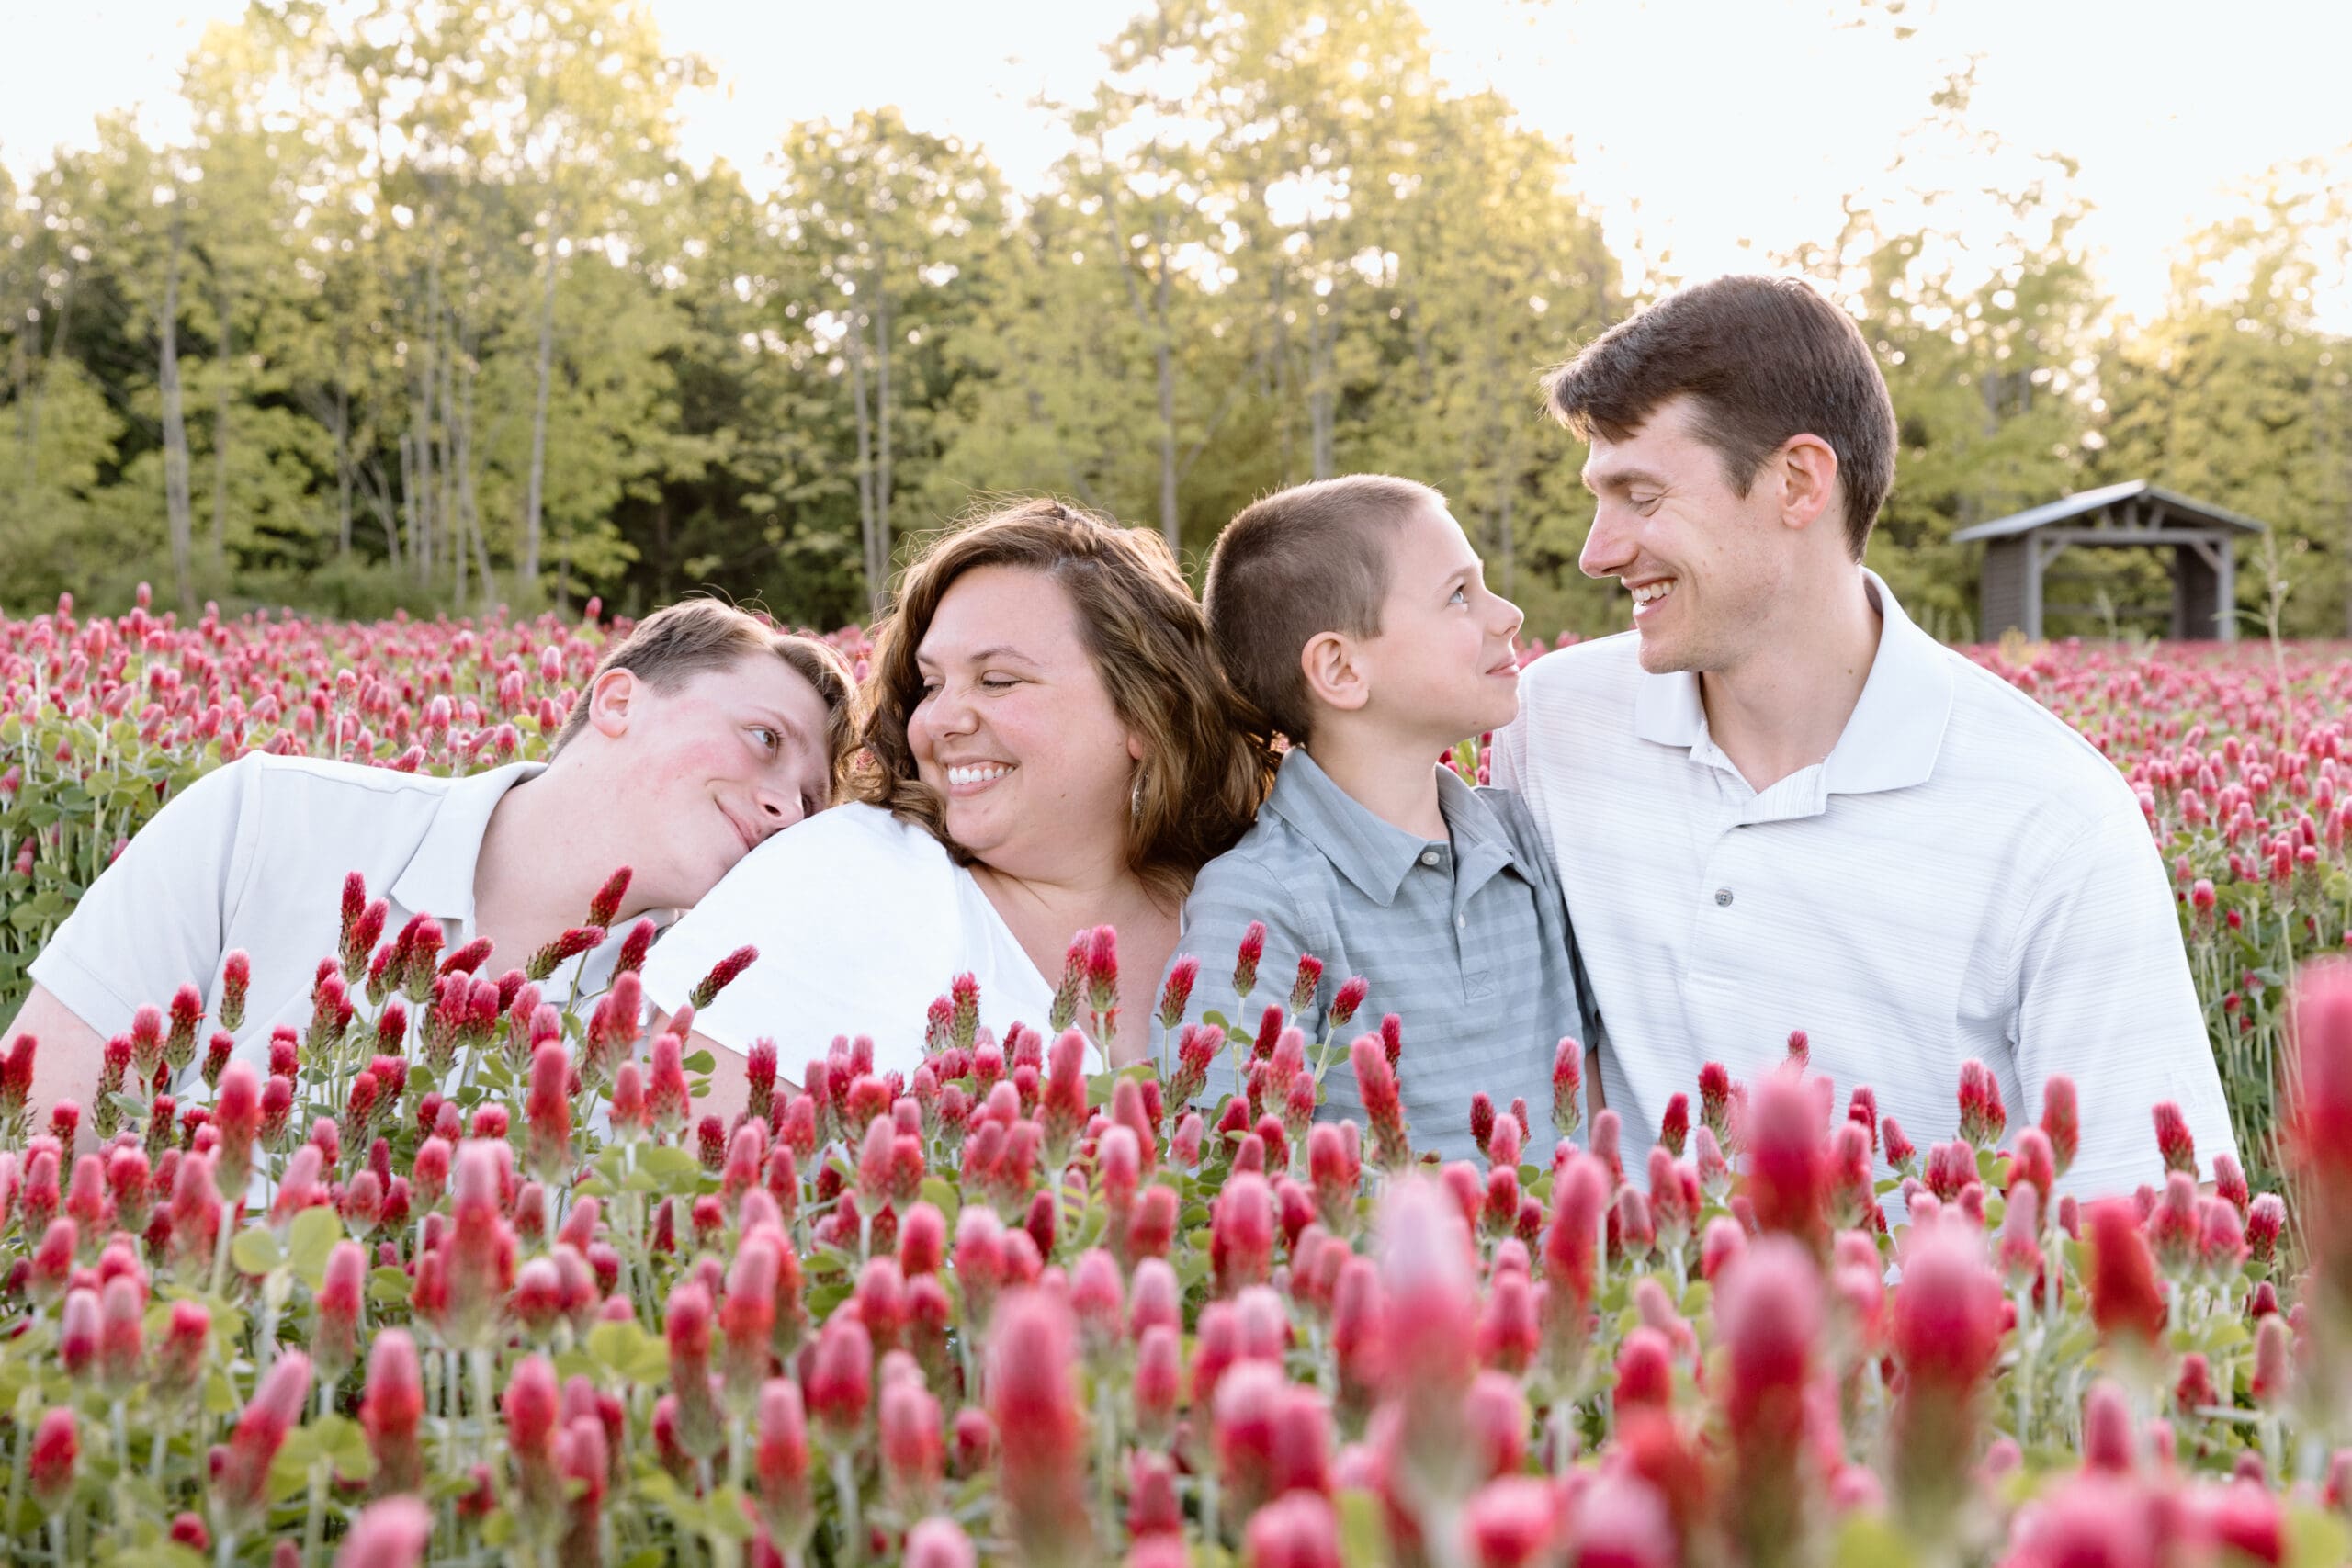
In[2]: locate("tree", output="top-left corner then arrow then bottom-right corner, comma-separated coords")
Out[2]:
1790,68 -> 2109,640
772,110 -> 1008,613
2098,163 -> 2352,637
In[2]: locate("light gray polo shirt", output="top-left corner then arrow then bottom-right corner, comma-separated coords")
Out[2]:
1163,747 -> 1595,1163
30,753 -> 625,1100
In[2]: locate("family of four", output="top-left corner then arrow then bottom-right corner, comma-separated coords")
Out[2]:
9,275 -> 2236,1196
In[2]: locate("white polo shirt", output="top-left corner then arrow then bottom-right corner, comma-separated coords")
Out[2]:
1493,571 -> 2238,1201
641,802 -> 1057,1083
31,753 -> 628,1100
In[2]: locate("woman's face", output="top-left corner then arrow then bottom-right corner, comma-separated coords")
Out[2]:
906,565 -> 1142,880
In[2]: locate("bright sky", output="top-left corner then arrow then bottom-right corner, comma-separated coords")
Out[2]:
5,0 -> 2347,327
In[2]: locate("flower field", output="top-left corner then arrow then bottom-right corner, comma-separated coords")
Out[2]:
3,593 -> 2352,1566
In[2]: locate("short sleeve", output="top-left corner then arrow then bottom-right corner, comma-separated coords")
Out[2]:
1164,846 -> 1329,1084
1490,708 -> 1530,795
639,807 -> 965,1076
2011,806 -> 2239,1198
30,753 -> 259,1040
1483,784 -> 1603,1055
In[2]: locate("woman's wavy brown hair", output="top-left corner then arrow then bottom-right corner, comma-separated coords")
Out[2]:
855,497 -> 1275,899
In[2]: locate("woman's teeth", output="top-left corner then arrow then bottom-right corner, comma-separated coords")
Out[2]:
1630,580 -> 1676,606
946,764 -> 1011,787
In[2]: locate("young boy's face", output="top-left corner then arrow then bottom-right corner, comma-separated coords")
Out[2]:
1359,502 -> 1526,746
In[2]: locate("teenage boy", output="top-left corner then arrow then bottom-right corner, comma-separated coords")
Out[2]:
10,599 -> 857,1129
1165,475 -> 1594,1161
1498,273 -> 2237,1199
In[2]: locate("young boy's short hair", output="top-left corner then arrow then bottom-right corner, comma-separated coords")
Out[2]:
1204,475 -> 1445,743
552,599 -> 860,795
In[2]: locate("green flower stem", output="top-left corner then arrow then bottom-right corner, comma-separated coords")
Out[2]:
303,1457 -> 329,1561
207,1187 -> 236,1297
831,1449 -> 864,1568
2011,1280 -> 2039,1448
470,1346 -> 496,1471
1547,1399 -> 1577,1474
1093,1373 -> 1120,1547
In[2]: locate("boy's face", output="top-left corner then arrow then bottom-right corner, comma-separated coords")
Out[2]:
1357,502 -> 1526,745
611,654 -> 836,905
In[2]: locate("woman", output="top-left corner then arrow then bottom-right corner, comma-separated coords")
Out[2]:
642,498 -> 1272,1108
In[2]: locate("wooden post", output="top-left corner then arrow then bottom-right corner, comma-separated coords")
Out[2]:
2216,534 -> 2238,642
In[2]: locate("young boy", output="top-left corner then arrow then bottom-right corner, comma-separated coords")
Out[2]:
1164,474 -> 1596,1162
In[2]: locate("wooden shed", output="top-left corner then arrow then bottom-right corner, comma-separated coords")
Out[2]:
1953,479 -> 2267,642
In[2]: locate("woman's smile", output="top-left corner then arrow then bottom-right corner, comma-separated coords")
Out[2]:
942,761 -> 1016,795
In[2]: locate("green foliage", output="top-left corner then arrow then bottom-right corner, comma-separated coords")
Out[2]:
2098,165 -> 2352,637
0,4 -> 2346,637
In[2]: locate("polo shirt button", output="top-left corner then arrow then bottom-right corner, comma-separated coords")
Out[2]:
1456,915 -> 1466,930
1714,887 -> 1734,907
1419,849 -> 1441,867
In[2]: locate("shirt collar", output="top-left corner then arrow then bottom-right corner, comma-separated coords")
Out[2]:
388,761 -> 546,933
1263,746 -> 1519,907
1822,570 -> 1954,794
1630,570 -> 1954,796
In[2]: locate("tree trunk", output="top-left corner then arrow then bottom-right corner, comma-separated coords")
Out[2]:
1309,305 -> 1335,480
334,365 -> 353,559
415,261 -> 442,582
437,297 -> 459,597
653,495 -> 673,601
873,270 -> 895,599
1153,228 -> 1179,553
357,456 -> 401,569
851,314 -> 882,617
8,264 -> 28,489
1096,160 -> 1182,553
1498,476 -> 1517,600
1272,268 -> 1291,484
209,273 -> 232,577
21,265 -> 77,498
522,221 -> 559,589
399,424 -> 419,574
460,314 -> 492,605
159,207 -> 197,616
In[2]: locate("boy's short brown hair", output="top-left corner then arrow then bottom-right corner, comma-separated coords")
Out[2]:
1541,274 -> 1898,560
1204,475 -> 1445,744
552,599 -> 860,795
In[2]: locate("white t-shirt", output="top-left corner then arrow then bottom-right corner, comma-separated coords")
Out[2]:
1494,570 -> 2239,1201
30,753 -> 629,1100
640,802 -> 1058,1081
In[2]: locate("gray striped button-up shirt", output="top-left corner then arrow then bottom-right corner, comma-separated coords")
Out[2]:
1162,746 -> 1593,1163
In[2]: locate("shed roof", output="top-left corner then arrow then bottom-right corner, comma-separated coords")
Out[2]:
1950,479 -> 2268,545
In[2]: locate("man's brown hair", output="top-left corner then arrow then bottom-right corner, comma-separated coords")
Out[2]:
1204,474 -> 1445,744
857,496 -> 1275,900
1541,275 -> 1898,559
552,599 -> 859,795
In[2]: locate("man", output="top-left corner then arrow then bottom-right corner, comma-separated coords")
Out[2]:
9,598 -> 855,1128
1495,274 -> 2236,1199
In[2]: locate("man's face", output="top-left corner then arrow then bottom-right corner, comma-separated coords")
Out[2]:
1357,502 -> 1526,744
622,654 -> 835,905
1578,394 -> 1792,676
